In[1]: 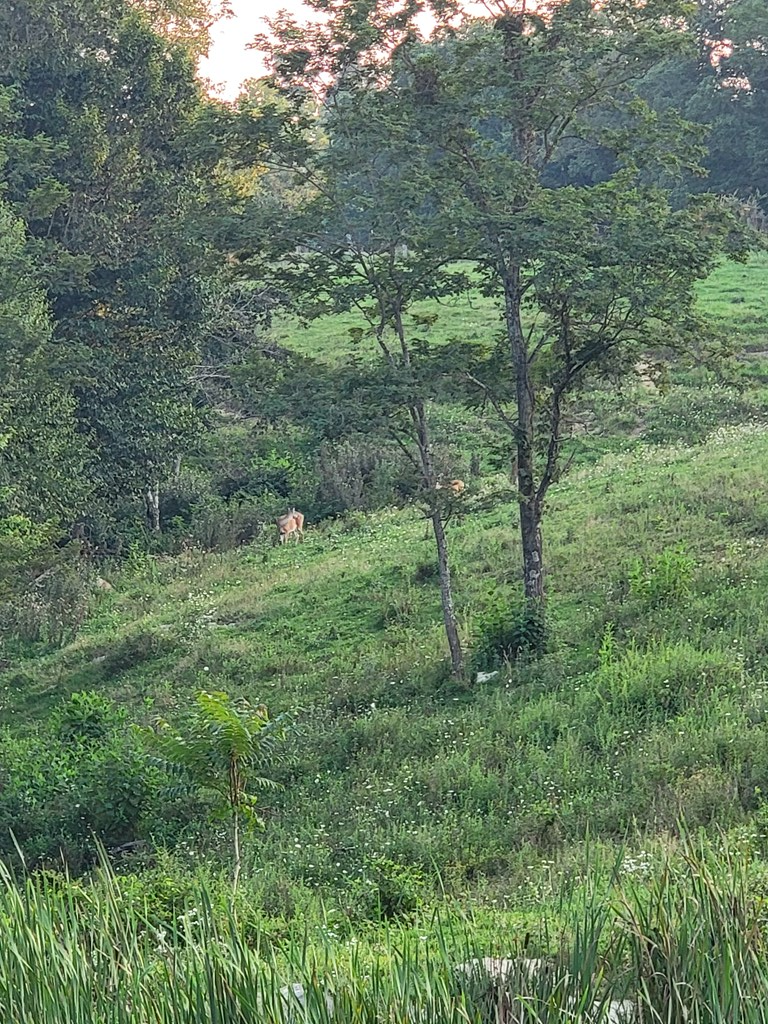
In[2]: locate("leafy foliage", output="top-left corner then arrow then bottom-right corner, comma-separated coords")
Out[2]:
0,0 -> 229,534
142,691 -> 288,885
472,596 -> 549,672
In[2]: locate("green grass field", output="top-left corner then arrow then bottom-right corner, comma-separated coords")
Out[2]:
1,250 -> 768,1021
698,251 -> 768,352
4,253 -> 768,876
274,252 -> 768,363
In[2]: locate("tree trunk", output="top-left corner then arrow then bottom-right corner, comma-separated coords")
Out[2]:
520,497 -> 544,601
503,264 -> 546,602
409,399 -> 464,677
232,807 -> 241,891
431,509 -> 464,677
388,300 -> 465,678
146,481 -> 161,533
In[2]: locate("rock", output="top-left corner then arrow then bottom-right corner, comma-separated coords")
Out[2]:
476,670 -> 500,684
95,577 -> 114,592
634,361 -> 658,392
456,957 -> 515,982
280,983 -> 306,1005
606,1000 -> 636,1023
456,957 -> 548,983
279,982 -> 335,1016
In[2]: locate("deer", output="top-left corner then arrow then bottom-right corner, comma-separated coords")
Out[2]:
276,507 -> 305,545
435,479 -> 465,495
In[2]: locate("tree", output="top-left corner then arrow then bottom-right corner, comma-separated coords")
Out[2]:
259,0 -> 749,611
691,0 -> 768,205
0,196 -> 91,603
411,2 -> 735,602
623,0 -> 768,215
142,691 -> 288,889
0,0 -> 228,536
134,0 -> 232,60
239,48 -> 476,676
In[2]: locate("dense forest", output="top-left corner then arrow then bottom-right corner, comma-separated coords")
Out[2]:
2,0 -> 768,1020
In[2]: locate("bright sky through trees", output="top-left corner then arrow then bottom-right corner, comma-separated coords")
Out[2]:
199,0 -> 448,99
200,0 -> 307,99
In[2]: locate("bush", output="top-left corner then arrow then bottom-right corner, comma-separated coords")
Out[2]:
100,628 -> 178,675
56,690 -> 127,745
471,596 -> 548,672
2,561 -> 93,648
0,692 -> 184,870
413,559 -> 439,584
628,545 -> 695,607
641,384 -> 768,445
315,437 -> 417,515
345,856 -> 426,922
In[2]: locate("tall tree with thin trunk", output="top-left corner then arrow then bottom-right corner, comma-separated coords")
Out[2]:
250,0 -> 747,620
282,0 -> 745,605
241,35 -> 473,676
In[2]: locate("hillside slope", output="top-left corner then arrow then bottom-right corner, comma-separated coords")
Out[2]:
6,414 -> 768,899
2,252 -> 768,899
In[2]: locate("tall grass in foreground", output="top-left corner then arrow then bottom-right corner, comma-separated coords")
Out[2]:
1,841 -> 768,1022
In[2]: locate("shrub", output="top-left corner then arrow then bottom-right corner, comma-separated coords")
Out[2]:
101,629 -> 177,674
3,562 -> 93,648
642,384 -> 768,445
413,559 -> 439,584
315,437 -> 417,515
628,545 -> 695,607
345,856 -> 426,922
0,717 -> 163,870
56,691 -> 126,745
471,596 -> 548,672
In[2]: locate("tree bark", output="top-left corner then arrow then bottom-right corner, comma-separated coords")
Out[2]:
387,304 -> 465,677
431,508 -> 464,677
503,264 -> 545,602
408,399 -> 464,678
146,481 -> 161,533
520,497 -> 544,601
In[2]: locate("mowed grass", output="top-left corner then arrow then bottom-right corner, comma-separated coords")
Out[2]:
272,252 -> 768,363
698,250 -> 768,352
271,286 -> 503,361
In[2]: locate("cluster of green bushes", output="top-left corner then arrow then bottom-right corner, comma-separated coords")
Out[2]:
0,692 -> 196,870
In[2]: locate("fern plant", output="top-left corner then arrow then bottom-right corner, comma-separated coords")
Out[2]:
141,691 -> 287,889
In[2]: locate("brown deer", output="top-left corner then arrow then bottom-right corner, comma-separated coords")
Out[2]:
435,479 -> 465,495
276,508 -> 305,544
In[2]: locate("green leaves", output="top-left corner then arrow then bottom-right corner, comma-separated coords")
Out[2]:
142,690 -> 287,886
0,0 -> 226,521
142,692 -> 286,819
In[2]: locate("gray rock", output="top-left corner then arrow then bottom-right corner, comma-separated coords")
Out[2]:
279,982 -> 335,1017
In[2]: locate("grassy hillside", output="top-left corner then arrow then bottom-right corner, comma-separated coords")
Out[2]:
274,252 -> 768,363
698,252 -> 768,353
2,251 -> 768,913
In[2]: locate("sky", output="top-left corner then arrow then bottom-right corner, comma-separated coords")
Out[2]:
198,0 -> 497,100
199,0 -> 308,100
